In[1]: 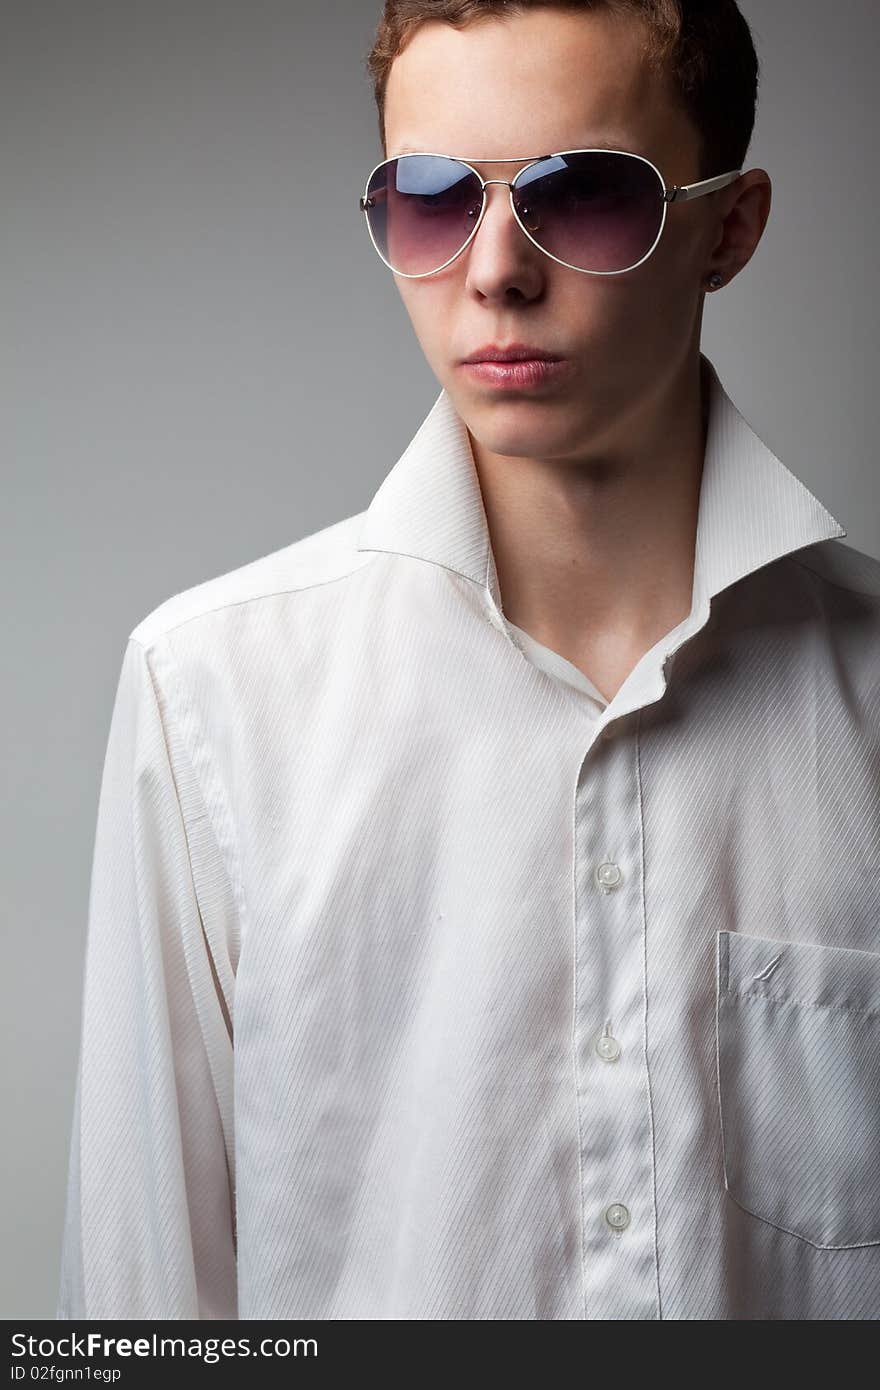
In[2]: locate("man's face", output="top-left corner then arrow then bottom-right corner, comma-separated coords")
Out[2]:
382,8 -> 719,461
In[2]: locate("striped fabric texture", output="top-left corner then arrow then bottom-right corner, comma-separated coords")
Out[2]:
57,353 -> 880,1319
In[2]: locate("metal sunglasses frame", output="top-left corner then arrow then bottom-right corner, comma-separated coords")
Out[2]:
358,148 -> 742,277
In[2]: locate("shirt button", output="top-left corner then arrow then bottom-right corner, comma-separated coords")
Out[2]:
595,1031 -> 621,1062
595,861 -> 622,892
605,1202 -> 630,1231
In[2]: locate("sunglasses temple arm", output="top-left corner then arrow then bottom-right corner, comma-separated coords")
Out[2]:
666,169 -> 741,202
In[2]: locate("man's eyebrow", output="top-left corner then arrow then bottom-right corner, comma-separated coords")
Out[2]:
390,137 -> 640,158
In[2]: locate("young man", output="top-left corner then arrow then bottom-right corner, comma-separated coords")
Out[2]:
58,2 -> 880,1321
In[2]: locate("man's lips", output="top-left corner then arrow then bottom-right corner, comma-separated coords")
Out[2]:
459,344 -> 564,363
458,358 -> 574,388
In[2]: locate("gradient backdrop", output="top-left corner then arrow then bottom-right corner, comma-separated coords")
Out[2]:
2,0 -> 877,1318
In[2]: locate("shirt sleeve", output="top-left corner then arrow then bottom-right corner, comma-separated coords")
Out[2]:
56,635 -> 238,1320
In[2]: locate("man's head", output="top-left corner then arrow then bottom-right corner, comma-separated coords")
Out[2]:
364,1 -> 771,464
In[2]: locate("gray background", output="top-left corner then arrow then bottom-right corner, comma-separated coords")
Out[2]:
2,0 -> 877,1319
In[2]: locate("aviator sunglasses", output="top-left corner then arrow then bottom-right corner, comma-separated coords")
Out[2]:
359,147 -> 741,277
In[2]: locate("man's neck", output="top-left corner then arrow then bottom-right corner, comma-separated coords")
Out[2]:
469,353 -> 708,702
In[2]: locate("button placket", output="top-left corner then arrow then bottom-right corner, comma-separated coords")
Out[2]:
573,724 -> 659,1316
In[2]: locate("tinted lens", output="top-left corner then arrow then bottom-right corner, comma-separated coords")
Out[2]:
512,151 -> 664,272
363,154 -> 484,275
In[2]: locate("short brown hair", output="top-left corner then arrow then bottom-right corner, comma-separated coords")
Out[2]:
365,0 -> 759,181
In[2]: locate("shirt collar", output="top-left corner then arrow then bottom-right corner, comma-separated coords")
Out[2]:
355,352 -> 847,617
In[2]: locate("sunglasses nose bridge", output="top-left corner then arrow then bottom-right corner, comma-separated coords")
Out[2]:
472,176 -> 530,244
479,176 -> 518,207
475,177 -> 520,220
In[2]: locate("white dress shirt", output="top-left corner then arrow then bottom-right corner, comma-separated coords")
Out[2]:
57,352 -> 880,1321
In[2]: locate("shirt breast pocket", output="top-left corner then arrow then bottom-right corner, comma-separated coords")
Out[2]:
715,928 -> 880,1249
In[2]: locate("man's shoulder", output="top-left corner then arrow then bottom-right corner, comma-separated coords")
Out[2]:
783,537 -> 880,603
129,508 -> 370,651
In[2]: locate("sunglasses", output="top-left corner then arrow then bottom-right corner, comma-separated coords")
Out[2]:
359,148 -> 741,277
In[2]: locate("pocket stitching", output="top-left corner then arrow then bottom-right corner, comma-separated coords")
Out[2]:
731,985 -> 880,1022
720,1179 -> 880,1250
